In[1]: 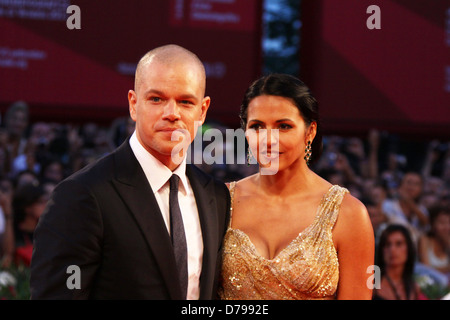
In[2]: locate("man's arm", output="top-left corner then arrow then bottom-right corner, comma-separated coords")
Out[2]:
30,178 -> 103,299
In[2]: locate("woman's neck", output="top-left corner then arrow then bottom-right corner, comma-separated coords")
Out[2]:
386,265 -> 404,282
257,163 -> 314,196
19,216 -> 38,233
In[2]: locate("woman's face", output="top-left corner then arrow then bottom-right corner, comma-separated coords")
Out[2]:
245,95 -> 315,174
433,212 -> 450,241
26,195 -> 47,221
383,231 -> 408,268
400,173 -> 423,200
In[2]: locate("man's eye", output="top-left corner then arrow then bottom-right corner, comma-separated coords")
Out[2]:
180,100 -> 193,105
149,97 -> 162,103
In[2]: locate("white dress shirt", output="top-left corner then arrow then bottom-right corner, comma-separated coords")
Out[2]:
129,132 -> 203,300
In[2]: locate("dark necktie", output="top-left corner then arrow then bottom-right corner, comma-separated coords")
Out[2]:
169,174 -> 188,299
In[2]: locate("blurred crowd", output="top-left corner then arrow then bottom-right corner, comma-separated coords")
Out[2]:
0,101 -> 449,299
0,101 -> 135,269
312,131 -> 450,299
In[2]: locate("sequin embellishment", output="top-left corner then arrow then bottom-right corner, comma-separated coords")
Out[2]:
218,183 -> 348,300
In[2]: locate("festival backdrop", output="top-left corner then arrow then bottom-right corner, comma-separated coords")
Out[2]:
0,0 -> 263,125
300,0 -> 450,137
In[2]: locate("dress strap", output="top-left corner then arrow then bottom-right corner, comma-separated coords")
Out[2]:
227,181 -> 236,228
318,185 -> 349,231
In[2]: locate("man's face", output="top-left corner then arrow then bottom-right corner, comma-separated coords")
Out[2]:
128,59 -> 210,167
399,173 -> 422,200
7,109 -> 28,137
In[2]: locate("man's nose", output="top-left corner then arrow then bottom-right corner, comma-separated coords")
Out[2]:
162,100 -> 181,121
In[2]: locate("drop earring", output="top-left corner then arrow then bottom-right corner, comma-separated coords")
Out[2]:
304,141 -> 312,166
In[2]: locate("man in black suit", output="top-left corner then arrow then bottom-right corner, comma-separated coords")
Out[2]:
30,44 -> 230,299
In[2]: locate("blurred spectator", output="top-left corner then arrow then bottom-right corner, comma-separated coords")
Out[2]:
420,190 -> 441,213
14,170 -> 39,190
0,176 -> 14,268
373,224 -> 427,300
444,157 -> 450,188
80,122 -> 114,155
0,127 -> 11,176
41,180 -> 56,200
362,180 -> 388,207
422,140 -> 449,180
109,116 -> 136,148
382,172 -> 429,245
380,153 -> 407,198
362,198 -> 388,244
11,183 -> 46,266
68,123 -> 114,173
3,101 -> 29,165
40,160 -> 65,184
341,136 -> 367,178
418,206 -> 450,283
316,131 -> 379,190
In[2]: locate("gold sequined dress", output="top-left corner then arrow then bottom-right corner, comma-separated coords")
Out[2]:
218,183 -> 349,300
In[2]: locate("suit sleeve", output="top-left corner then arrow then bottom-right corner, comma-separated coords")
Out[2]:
30,178 -> 103,299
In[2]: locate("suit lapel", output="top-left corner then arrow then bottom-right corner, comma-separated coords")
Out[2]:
186,165 -> 218,300
111,141 -> 182,299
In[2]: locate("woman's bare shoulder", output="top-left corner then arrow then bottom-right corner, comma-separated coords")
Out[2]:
341,191 -> 369,216
335,192 -> 373,239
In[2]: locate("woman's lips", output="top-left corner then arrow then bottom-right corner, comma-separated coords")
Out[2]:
260,151 -> 282,159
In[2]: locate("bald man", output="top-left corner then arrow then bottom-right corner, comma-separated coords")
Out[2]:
30,45 -> 230,300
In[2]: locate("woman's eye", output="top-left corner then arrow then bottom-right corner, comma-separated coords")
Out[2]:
248,124 -> 262,131
279,123 -> 292,130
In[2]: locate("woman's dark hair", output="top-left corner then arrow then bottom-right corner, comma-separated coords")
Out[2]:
239,73 -> 322,164
12,183 -> 45,225
376,224 -> 417,299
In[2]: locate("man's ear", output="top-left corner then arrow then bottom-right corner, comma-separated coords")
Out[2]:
198,96 -> 211,124
128,90 -> 138,121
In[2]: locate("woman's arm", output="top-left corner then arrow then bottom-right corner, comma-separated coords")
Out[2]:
333,195 -> 375,300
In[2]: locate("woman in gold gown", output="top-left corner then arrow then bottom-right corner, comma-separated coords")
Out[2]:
219,74 -> 374,300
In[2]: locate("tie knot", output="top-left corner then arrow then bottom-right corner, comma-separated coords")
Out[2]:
169,174 -> 180,191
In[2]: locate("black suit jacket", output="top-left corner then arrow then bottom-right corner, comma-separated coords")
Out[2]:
30,139 -> 230,299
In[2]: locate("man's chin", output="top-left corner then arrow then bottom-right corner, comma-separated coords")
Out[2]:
156,142 -> 188,161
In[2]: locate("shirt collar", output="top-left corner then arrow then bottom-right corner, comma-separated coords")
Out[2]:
129,131 -> 190,195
